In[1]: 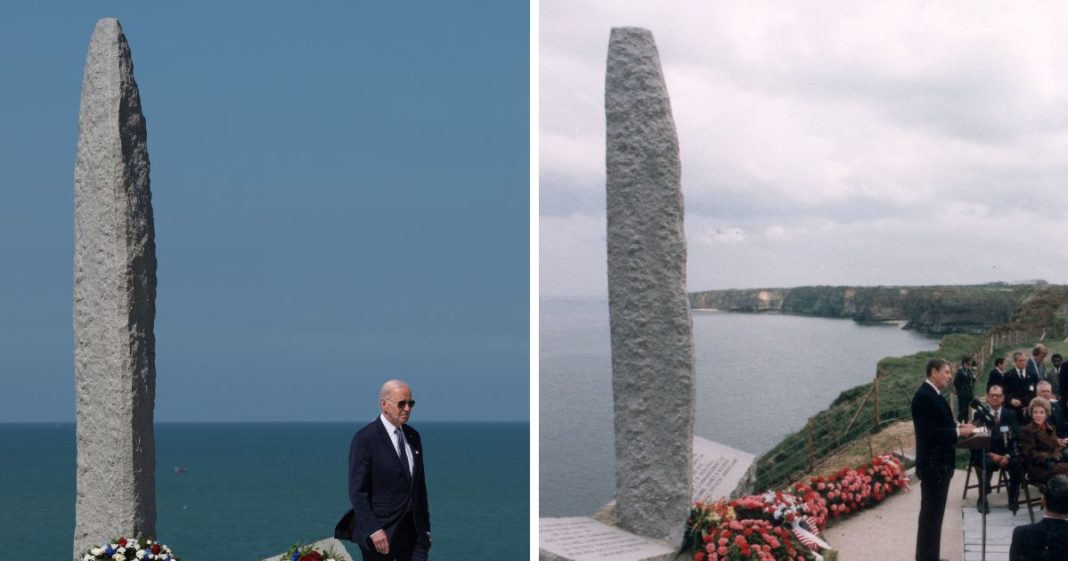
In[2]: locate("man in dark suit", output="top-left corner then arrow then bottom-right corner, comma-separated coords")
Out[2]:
1005,351 -> 1039,419
1028,344 -> 1049,383
1050,353 -> 1063,397
970,384 -> 1021,513
1009,473 -> 1068,561
335,380 -> 431,561
954,355 -> 978,423
913,358 -> 975,561
987,357 -> 1007,394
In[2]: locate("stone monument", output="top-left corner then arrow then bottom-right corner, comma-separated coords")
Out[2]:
73,18 -> 157,559
605,26 -> 694,546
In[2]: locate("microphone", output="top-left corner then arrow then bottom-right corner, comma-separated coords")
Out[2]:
971,398 -> 996,427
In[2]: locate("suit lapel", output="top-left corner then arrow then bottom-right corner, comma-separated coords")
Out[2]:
374,417 -> 410,476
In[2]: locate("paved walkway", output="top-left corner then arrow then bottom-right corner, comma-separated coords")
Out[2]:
960,473 -> 1041,561
822,467 -> 1042,561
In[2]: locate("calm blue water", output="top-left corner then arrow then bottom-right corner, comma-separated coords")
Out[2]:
539,299 -> 939,516
0,422 -> 527,561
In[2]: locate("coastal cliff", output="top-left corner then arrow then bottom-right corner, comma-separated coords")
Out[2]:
688,283 -> 1045,335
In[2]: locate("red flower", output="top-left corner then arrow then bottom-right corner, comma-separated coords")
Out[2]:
118,539 -> 128,547
151,544 -> 161,555
694,552 -> 705,561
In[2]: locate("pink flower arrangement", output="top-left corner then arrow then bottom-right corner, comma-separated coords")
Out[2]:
688,454 -> 908,560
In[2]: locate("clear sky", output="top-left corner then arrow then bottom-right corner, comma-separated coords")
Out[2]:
0,2 -> 529,422
541,1 -> 1068,298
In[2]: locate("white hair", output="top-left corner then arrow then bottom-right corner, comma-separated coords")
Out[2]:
379,379 -> 410,401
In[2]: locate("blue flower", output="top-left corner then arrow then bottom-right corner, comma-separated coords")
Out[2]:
105,546 -> 116,556
290,552 -> 300,561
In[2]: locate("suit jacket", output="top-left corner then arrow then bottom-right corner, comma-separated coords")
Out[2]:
1009,517 -> 1068,561
953,367 -> 977,404
987,368 -> 1006,393
971,406 -> 1019,457
335,418 -> 430,552
1027,358 -> 1047,383
912,381 -> 959,480
1004,368 -> 1039,415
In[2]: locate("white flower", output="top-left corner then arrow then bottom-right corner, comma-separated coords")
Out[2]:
136,549 -> 146,559
118,547 -> 126,554
91,548 -> 104,556
83,555 -> 94,561
113,554 -> 126,561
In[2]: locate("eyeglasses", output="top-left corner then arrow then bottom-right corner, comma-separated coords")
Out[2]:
396,400 -> 416,409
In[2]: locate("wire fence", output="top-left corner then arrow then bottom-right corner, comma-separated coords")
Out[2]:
753,328 -> 1052,491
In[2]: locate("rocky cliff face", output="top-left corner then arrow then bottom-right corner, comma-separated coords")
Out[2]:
689,284 -> 1041,335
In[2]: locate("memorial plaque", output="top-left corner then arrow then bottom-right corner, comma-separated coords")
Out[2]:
540,517 -> 676,561
692,436 -> 756,502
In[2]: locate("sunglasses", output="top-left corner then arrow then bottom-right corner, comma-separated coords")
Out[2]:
395,400 -> 416,409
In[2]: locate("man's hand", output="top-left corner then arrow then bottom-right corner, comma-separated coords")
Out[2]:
959,423 -> 976,438
371,530 -> 389,555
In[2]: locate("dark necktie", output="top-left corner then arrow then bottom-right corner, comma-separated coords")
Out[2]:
395,428 -> 411,479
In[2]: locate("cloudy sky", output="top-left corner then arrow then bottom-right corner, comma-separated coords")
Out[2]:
540,1 -> 1068,298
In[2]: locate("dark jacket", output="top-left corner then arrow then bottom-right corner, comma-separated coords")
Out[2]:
1019,422 -> 1068,484
912,381 -> 958,480
1009,517 -> 1068,561
987,368 -> 1005,393
335,418 -> 431,552
1004,368 -> 1039,416
972,406 -> 1019,457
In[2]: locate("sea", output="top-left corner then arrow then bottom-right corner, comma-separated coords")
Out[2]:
540,298 -> 940,516
0,422 -> 527,561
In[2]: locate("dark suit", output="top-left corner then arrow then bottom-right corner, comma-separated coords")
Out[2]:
988,368 -> 1006,393
912,380 -> 958,561
1028,358 -> 1047,383
970,407 -> 1021,507
335,417 -> 431,561
1004,368 -> 1039,417
1009,517 -> 1068,561
954,367 -> 977,423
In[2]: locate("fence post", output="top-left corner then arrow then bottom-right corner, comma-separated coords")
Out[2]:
806,417 -> 815,472
872,372 -> 880,431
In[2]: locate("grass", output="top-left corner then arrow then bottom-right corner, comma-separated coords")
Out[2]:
753,285 -> 1068,491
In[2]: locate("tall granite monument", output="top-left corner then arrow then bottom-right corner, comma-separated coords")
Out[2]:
73,18 -> 157,559
605,27 -> 694,546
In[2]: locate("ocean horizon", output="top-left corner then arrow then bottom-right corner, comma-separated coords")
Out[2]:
540,299 -> 939,516
1,421 -> 528,561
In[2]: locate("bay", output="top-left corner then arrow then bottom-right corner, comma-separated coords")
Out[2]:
0,422 -> 527,561
539,298 -> 939,516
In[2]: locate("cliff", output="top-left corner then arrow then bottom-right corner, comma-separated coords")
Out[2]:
688,283 -> 1046,335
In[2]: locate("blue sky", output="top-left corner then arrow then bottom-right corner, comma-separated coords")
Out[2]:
0,2 -> 529,422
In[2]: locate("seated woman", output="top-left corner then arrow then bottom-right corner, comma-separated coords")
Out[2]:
1020,396 -> 1068,484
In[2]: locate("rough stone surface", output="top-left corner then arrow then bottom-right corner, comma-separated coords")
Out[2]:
605,27 -> 694,546
73,18 -> 157,560
260,538 -> 354,561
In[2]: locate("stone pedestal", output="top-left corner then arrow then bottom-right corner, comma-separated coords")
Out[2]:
540,517 -> 678,561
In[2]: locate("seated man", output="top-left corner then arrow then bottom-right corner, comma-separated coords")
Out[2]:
1009,474 -> 1068,561
1035,381 -> 1068,441
971,384 -> 1021,513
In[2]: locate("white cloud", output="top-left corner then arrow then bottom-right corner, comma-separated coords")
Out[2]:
541,0 -> 1068,296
